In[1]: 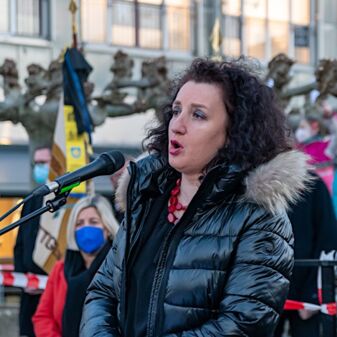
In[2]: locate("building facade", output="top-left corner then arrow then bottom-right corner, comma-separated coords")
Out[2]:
0,0 -> 336,143
0,0 -> 336,148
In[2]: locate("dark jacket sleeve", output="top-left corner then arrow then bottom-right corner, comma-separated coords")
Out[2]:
302,176 -> 337,299
14,196 -> 46,274
14,200 -> 32,272
14,199 -> 35,273
14,219 -> 25,272
311,177 -> 337,254
287,175 -> 337,302
80,231 -> 123,337
163,209 -> 294,337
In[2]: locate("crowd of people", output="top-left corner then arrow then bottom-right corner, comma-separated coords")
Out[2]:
11,57 -> 337,337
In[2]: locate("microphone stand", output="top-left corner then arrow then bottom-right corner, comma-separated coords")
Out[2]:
0,192 -> 69,236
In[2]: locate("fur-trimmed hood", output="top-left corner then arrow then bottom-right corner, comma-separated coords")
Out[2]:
242,150 -> 313,214
116,150 -> 312,215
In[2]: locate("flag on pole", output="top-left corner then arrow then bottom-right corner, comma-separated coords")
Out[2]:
63,48 -> 93,140
210,17 -> 222,59
62,48 -> 94,196
33,49 -> 94,273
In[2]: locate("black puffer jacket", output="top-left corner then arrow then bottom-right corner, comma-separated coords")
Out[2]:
80,150 -> 311,337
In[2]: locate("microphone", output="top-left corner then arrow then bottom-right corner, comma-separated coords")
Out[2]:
32,150 -> 125,197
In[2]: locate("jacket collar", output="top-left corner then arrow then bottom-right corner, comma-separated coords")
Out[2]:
116,150 -> 312,215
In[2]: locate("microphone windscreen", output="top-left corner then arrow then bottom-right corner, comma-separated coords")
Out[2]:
102,151 -> 125,173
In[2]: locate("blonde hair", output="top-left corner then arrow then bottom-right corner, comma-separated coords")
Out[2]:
66,194 -> 119,251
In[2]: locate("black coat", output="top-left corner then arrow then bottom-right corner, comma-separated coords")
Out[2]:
81,151 -> 310,337
14,195 -> 47,337
287,173 -> 337,303
62,242 -> 112,337
14,195 -> 46,275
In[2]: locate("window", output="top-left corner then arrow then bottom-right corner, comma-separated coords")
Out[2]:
0,0 -> 50,38
245,16 -> 266,59
0,0 -> 9,33
291,0 -> 310,64
222,15 -> 241,57
244,0 -> 267,59
111,0 -> 135,46
138,1 -> 162,48
222,0 -> 241,57
320,0 -> 337,58
221,0 -> 314,64
268,0 -> 289,57
167,0 -> 190,51
81,0 -> 192,52
82,0 -> 107,43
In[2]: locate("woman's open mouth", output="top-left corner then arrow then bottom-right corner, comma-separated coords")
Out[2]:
169,140 -> 183,155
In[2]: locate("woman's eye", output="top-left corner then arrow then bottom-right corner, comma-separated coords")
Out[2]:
193,110 -> 206,120
172,106 -> 181,115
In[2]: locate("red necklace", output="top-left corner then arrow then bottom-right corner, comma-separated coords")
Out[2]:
167,178 -> 187,223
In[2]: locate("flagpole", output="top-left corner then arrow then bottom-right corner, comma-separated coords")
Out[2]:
210,17 -> 222,60
209,0 -> 222,60
69,0 -> 78,49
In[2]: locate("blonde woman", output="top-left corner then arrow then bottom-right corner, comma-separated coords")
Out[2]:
33,195 -> 119,337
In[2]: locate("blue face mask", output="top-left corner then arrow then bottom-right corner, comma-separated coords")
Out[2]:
75,226 -> 105,254
33,163 -> 49,184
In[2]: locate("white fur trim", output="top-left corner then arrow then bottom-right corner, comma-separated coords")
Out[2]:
243,150 -> 313,214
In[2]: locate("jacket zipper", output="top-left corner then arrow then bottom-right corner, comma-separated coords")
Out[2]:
121,161 -> 159,332
146,224 -> 177,337
146,171 -> 218,337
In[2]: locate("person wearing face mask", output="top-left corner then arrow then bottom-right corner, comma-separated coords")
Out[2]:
295,114 -> 334,193
32,194 -> 119,337
294,124 -> 312,144
14,146 -> 51,337
33,158 -> 50,184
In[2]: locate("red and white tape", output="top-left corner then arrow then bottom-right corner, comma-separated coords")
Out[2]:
0,271 -> 47,290
0,264 -> 14,271
1,252 -> 337,316
284,299 -> 337,316
284,250 -> 337,316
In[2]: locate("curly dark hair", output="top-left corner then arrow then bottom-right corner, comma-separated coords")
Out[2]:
145,57 -> 292,171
